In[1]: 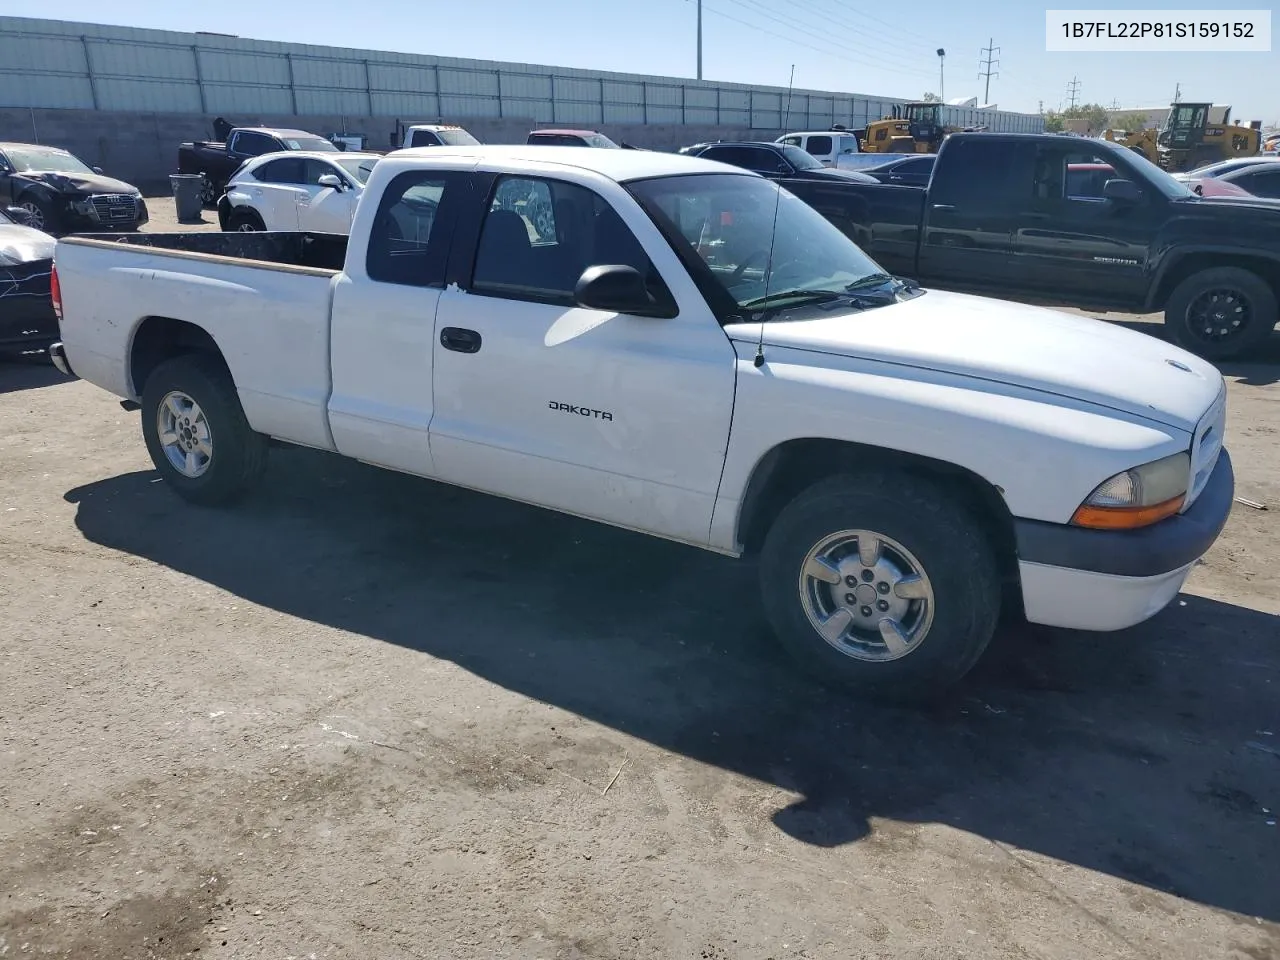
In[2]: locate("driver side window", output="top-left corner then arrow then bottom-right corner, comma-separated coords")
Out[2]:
470,175 -> 675,313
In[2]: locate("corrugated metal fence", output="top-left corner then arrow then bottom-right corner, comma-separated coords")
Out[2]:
0,16 -> 1044,134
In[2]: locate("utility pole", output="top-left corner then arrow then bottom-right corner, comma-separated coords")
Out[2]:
937,48 -> 946,103
978,38 -> 999,104
696,0 -> 702,80
1066,76 -> 1081,110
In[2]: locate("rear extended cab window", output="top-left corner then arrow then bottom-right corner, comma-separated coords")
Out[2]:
365,171 -> 468,287
929,137 -> 1034,208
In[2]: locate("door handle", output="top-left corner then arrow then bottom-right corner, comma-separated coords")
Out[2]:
931,203 -> 956,211
440,327 -> 482,354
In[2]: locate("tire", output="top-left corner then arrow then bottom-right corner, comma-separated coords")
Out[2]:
140,353 -> 268,506
226,208 -> 265,232
199,175 -> 220,209
758,471 -> 1001,702
18,195 -> 59,235
1164,266 -> 1277,361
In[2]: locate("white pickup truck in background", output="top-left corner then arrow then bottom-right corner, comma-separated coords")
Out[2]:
49,145 -> 1235,699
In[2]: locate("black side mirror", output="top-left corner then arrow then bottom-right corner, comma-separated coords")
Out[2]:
5,205 -> 34,226
91,166 -> 104,175
574,264 -> 662,316
1103,178 -> 1142,203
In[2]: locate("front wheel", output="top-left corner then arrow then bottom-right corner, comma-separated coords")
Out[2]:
1165,266 -> 1277,360
19,196 -> 59,234
141,354 -> 268,505
758,472 -> 1001,701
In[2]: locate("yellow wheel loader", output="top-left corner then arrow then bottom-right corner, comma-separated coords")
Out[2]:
1158,103 -> 1261,172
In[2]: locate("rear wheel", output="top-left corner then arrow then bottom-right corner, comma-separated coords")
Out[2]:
759,472 -> 1001,701
226,207 -> 265,232
199,175 -> 220,208
141,354 -> 268,505
1165,266 -> 1277,360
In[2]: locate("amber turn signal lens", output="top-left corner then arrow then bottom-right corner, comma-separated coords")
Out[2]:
1070,494 -> 1185,530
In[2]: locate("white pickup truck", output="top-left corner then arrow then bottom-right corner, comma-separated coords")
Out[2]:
49,145 -> 1235,699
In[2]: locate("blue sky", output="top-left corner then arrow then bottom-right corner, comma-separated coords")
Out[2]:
4,0 -> 1275,122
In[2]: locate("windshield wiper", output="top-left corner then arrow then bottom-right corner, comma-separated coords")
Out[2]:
844,272 -> 898,291
742,289 -> 846,310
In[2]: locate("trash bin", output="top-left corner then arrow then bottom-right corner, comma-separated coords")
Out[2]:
169,173 -> 205,223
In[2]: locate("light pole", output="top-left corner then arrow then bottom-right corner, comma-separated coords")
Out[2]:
937,48 -> 946,102
696,0 -> 703,80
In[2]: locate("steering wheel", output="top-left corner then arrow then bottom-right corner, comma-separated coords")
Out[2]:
730,249 -> 769,282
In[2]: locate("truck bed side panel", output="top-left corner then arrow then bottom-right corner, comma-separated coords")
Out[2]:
781,179 -> 925,277
55,239 -> 339,452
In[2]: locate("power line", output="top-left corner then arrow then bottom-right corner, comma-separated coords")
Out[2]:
978,38 -> 999,104
1066,75 -> 1081,109
704,0 -> 935,80
725,0 -> 937,76
787,0 -> 947,55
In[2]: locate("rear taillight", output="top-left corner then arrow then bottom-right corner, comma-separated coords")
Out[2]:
50,263 -> 62,322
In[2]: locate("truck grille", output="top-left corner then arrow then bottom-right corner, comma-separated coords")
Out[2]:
90,194 -> 139,223
1185,384 -> 1226,510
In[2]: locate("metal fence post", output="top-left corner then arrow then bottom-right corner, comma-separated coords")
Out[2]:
363,59 -> 374,115
80,36 -> 100,110
192,45 -> 208,114
286,53 -> 298,114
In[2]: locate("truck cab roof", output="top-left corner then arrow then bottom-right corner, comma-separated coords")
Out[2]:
389,144 -> 745,182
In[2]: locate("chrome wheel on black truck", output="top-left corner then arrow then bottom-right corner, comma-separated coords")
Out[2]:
758,472 -> 1001,701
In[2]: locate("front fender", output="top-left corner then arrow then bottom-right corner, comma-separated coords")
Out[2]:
709,345 -> 1188,554
1143,244 -> 1280,311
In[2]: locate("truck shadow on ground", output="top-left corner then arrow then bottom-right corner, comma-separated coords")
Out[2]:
65,448 -> 1280,922
0,358 -> 72,394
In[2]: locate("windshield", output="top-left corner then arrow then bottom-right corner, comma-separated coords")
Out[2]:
334,156 -> 379,183
628,173 -> 887,315
436,128 -> 480,146
1101,142 -> 1195,199
5,148 -> 94,175
585,134 -> 620,149
283,137 -> 339,152
779,144 -> 825,170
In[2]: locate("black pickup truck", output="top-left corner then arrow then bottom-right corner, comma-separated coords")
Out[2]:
178,124 -> 339,207
781,132 -> 1280,359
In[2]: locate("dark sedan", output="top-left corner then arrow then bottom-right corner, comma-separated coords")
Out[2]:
0,205 -> 58,358
679,141 -> 877,183
859,153 -> 937,187
0,142 -> 149,236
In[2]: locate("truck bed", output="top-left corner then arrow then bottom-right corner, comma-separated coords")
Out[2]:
90,230 -> 349,273
55,232 -> 342,452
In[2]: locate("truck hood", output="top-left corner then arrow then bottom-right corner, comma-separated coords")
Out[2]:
728,289 -> 1222,433
15,170 -> 140,196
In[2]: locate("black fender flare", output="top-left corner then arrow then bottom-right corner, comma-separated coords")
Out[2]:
1143,245 -> 1280,312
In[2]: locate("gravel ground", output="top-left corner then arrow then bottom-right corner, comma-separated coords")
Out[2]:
1,196 -> 1278,960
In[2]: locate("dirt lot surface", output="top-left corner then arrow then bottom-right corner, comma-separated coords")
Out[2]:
1,197 -> 1279,959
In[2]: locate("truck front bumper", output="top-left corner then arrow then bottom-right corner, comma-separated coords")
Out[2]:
1014,449 -> 1235,631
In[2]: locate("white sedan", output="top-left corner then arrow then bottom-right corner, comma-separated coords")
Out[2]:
217,151 -> 381,234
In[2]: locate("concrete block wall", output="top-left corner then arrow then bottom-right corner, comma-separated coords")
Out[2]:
0,107 -> 791,191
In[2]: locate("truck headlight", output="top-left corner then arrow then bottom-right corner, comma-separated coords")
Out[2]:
1070,451 -> 1190,530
